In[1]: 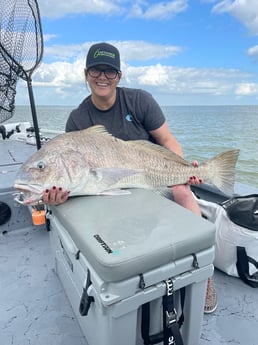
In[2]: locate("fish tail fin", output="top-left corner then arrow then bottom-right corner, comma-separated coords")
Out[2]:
204,149 -> 240,195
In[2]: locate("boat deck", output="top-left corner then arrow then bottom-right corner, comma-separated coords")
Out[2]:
1,139 -> 257,345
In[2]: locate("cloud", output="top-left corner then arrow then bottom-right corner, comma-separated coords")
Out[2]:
35,40 -> 183,91
127,0 -> 188,20
116,41 -> 183,62
122,64 -> 251,96
212,0 -> 258,35
38,0 -> 188,20
32,43 -> 256,104
35,59 -> 85,87
38,0 -> 122,18
19,57 -> 258,105
34,40 -> 185,104
235,82 -> 258,95
137,64 -> 170,85
43,43 -> 89,62
29,38 -> 257,105
43,40 -> 183,64
247,45 -> 258,62
43,34 -> 57,42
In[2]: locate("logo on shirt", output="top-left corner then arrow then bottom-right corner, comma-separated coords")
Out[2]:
125,114 -> 133,122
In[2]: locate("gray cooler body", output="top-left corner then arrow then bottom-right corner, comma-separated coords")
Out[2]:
49,189 -> 215,345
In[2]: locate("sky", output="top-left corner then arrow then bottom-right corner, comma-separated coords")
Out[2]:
15,0 -> 258,106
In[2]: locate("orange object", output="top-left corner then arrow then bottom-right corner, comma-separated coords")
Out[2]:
32,208 -> 46,226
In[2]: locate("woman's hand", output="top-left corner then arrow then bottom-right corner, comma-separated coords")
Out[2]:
188,176 -> 203,184
42,186 -> 70,205
188,160 -> 203,185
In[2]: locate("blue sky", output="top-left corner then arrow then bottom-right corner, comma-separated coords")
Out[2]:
16,0 -> 258,106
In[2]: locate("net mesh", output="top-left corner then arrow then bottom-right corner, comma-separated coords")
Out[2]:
0,55 -> 18,117
0,0 -> 43,123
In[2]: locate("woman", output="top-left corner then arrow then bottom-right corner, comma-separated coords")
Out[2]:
43,42 -> 217,313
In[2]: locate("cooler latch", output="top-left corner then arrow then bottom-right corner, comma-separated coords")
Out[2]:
163,278 -> 184,345
192,253 -> 199,268
79,269 -> 94,316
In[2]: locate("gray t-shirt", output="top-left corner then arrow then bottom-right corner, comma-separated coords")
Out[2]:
65,87 -> 166,142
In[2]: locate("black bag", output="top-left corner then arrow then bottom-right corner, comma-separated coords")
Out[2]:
222,195 -> 258,287
236,246 -> 258,288
222,194 -> 258,231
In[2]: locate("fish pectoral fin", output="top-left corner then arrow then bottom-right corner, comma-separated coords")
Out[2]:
97,189 -> 132,196
90,167 -> 142,184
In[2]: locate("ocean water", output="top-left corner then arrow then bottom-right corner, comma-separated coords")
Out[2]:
7,105 -> 258,188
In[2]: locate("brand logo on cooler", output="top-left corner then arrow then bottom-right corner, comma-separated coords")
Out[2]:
93,234 -> 113,254
168,336 -> 175,345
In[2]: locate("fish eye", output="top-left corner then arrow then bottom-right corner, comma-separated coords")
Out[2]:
37,161 -> 45,170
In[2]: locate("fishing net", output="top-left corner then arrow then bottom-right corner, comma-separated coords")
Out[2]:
0,0 -> 43,148
0,56 -> 18,118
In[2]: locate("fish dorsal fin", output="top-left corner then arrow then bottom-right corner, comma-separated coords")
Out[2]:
84,125 -> 113,137
131,140 -> 191,166
82,125 -> 124,141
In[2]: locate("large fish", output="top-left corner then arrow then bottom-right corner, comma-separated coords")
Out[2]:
14,125 -> 240,205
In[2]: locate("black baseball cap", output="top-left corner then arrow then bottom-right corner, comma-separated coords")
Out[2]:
86,43 -> 121,71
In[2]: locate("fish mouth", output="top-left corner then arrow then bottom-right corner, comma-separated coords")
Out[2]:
13,183 -> 44,205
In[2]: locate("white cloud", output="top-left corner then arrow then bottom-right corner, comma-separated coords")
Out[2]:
18,59 -> 258,105
121,64 -> 250,96
247,45 -> 258,61
38,0 -> 188,20
35,40 -> 183,92
212,0 -> 258,35
15,38 -> 258,105
117,41 -> 183,61
38,0 -> 122,18
43,40 -> 183,64
235,82 -> 258,95
28,38 -> 257,105
43,43 -> 89,62
43,34 -> 57,43
127,0 -> 188,20
35,59 -> 85,87
200,0 -> 217,3
137,64 -> 170,85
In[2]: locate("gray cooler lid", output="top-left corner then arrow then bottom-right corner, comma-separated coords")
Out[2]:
51,189 -> 215,281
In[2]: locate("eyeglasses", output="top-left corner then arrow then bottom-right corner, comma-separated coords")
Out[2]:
87,67 -> 119,80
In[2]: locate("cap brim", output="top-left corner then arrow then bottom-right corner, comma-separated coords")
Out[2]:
86,62 -> 120,71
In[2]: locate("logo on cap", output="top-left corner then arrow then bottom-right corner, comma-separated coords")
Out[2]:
94,48 -> 115,60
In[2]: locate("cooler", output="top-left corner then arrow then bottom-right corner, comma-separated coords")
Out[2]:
48,189 -> 215,345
